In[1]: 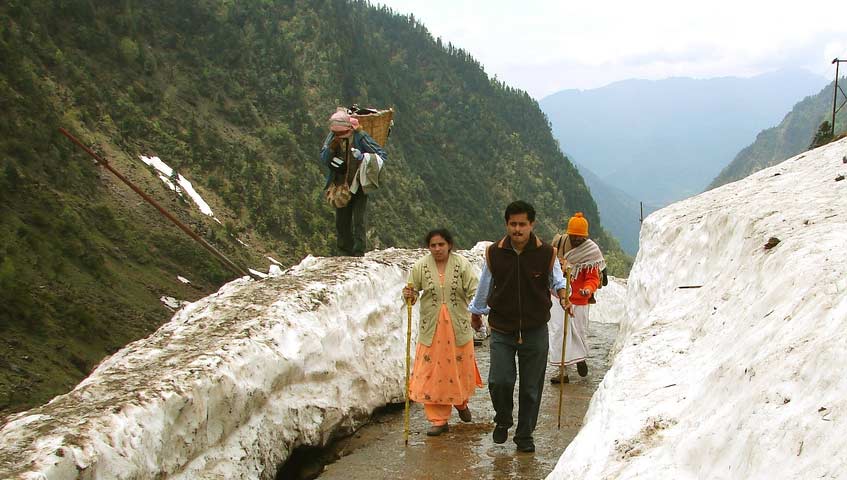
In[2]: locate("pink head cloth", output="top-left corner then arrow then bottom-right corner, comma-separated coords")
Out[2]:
329,110 -> 353,135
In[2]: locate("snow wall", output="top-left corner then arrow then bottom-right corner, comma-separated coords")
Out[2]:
548,139 -> 847,479
591,276 -> 627,325
0,247 -> 487,479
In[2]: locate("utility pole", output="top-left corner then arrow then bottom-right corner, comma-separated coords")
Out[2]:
832,58 -> 846,138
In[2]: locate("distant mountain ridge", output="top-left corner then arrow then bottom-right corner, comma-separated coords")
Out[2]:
541,70 -> 828,206
709,77 -> 847,189
574,161 -> 657,255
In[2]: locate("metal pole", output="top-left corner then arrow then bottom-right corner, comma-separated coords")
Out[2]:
833,58 -> 840,138
59,128 -> 258,280
640,201 -> 644,224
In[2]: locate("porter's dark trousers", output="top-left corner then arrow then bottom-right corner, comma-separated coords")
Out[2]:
335,190 -> 367,256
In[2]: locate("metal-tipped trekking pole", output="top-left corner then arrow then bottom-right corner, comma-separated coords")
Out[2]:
557,266 -> 572,430
404,282 -> 414,446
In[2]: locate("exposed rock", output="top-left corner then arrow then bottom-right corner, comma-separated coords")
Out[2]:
764,237 -> 781,250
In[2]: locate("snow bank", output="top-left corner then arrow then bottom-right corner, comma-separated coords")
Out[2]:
1,248 -> 491,479
590,276 -> 627,325
548,139 -> 847,479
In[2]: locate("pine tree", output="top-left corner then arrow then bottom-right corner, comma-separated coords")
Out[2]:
809,121 -> 833,149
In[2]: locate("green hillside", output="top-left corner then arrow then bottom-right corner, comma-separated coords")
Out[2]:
0,0 -> 630,413
709,78 -> 847,189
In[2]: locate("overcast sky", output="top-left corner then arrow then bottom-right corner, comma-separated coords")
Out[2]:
376,0 -> 847,99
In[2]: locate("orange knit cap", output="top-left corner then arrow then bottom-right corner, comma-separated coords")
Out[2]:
566,212 -> 589,236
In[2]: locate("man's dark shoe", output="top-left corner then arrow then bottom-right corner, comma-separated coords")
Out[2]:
577,360 -> 589,377
515,439 -> 536,453
427,424 -> 449,436
550,374 -> 569,384
492,425 -> 508,444
456,405 -> 472,423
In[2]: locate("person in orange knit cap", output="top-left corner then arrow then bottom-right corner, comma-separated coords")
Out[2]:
548,212 -> 605,383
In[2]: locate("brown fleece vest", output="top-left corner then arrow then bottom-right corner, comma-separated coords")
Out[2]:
486,233 -> 556,335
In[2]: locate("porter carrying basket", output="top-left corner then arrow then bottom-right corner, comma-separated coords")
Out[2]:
347,106 -> 394,146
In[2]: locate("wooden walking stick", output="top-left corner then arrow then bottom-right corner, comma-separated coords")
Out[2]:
404,282 -> 414,445
557,266 -> 572,430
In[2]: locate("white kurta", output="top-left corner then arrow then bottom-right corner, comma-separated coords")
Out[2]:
548,297 -> 589,366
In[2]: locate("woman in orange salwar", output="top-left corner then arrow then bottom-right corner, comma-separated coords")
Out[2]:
402,229 -> 483,436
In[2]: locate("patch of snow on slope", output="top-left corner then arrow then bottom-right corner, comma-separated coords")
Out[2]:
140,155 -> 215,218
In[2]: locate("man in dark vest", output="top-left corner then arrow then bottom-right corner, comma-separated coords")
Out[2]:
470,200 -> 569,453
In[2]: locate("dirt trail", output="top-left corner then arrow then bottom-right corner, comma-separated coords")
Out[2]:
283,322 -> 618,479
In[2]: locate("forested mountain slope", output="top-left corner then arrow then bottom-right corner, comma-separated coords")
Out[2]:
0,0 -> 629,413
709,78 -> 847,189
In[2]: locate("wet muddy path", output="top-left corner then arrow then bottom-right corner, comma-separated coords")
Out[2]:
283,322 -> 618,480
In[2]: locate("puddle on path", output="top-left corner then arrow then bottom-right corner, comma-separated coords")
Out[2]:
280,322 -> 618,480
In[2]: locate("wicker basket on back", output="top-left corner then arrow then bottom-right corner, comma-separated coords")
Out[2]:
347,107 -> 394,146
